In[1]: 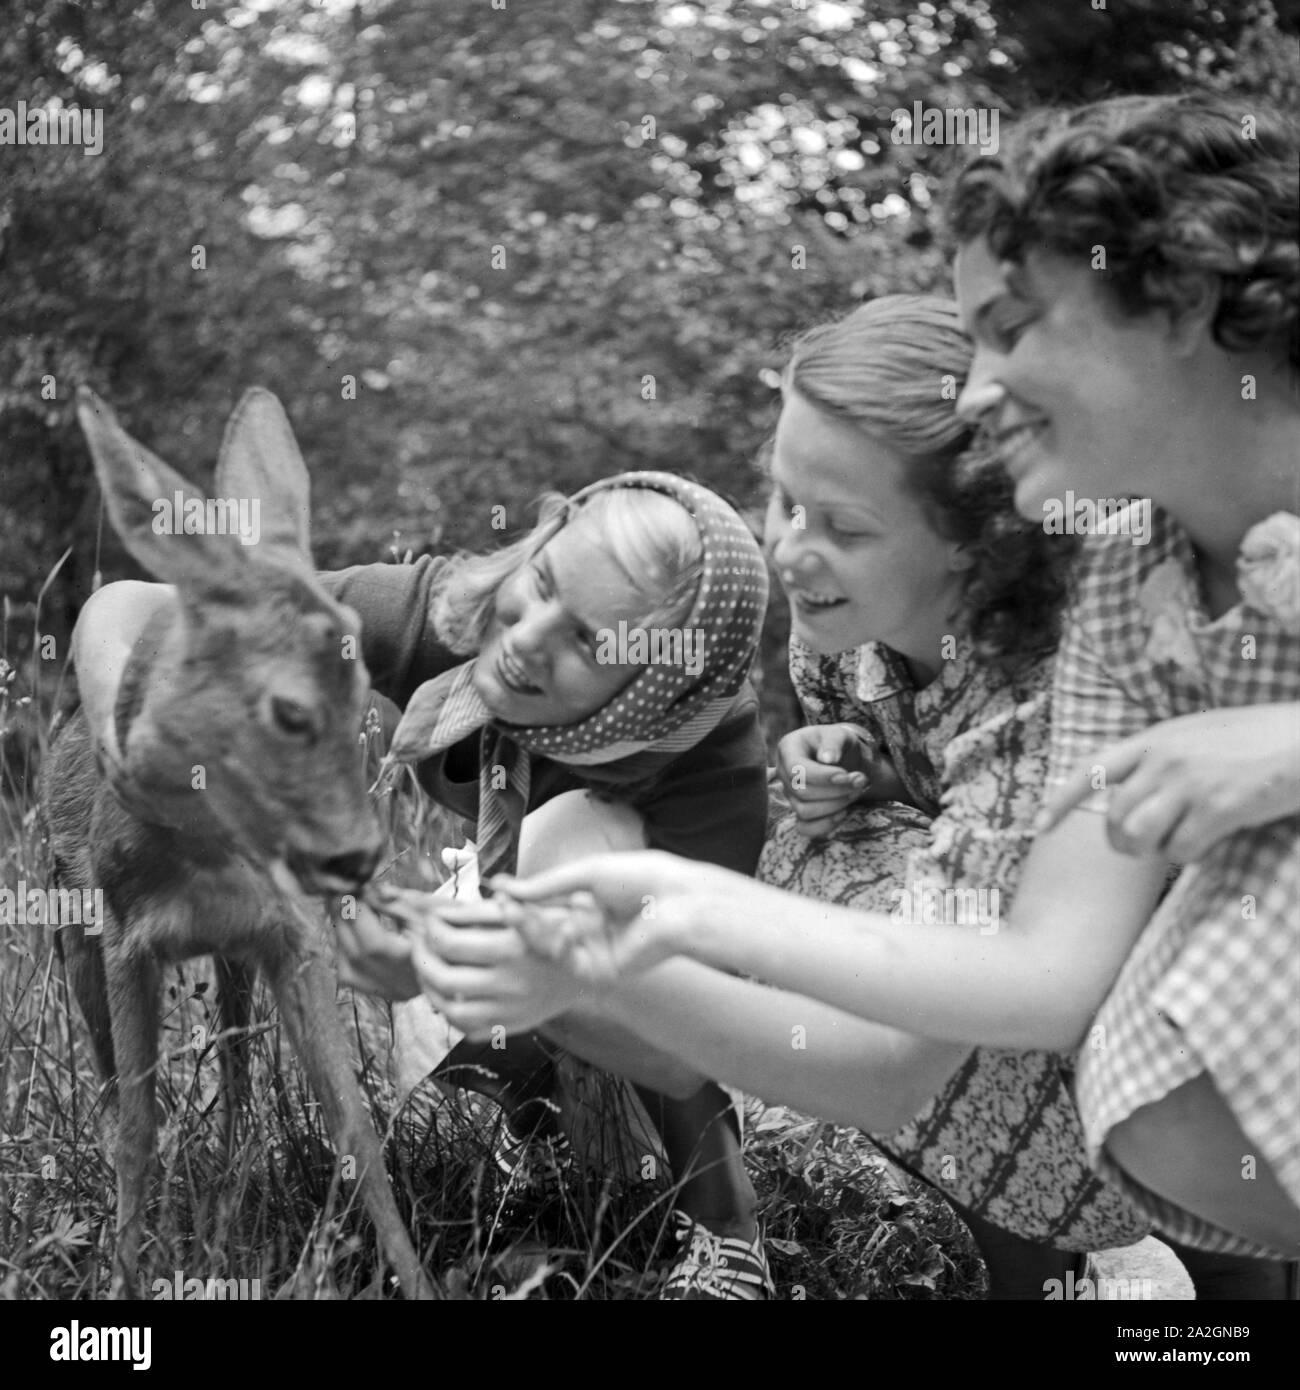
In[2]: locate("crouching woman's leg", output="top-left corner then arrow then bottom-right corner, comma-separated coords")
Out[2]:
409,791 -> 768,1295
514,791 -> 765,1295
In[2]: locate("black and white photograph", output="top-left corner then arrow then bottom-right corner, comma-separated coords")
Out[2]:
1,0 -> 1297,1352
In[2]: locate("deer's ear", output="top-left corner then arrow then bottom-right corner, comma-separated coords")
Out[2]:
77,388 -> 248,593
214,388 -> 313,572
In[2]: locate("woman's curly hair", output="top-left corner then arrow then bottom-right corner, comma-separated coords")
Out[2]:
782,294 -> 1078,670
947,93 -> 1299,370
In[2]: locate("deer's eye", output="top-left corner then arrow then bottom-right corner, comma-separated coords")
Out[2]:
271,696 -> 315,739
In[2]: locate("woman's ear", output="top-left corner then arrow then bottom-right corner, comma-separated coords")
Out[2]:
1158,270 -> 1221,358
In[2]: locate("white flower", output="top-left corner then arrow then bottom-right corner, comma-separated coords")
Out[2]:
1237,512 -> 1300,630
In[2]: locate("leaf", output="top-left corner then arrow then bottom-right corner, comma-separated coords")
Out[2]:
25,1208 -> 92,1257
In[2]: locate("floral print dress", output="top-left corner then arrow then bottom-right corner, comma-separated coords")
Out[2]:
759,636 -> 1150,1249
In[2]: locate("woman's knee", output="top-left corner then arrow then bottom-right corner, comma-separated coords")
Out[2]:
517,789 -> 648,875
518,793 -> 700,1097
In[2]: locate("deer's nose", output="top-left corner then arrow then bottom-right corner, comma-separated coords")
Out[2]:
319,843 -> 382,888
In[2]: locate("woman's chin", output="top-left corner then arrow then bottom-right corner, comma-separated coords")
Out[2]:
790,610 -> 864,655
1012,470 -> 1063,526
470,664 -> 513,720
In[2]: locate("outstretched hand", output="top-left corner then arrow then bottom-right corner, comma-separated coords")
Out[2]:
481,849 -> 717,983
333,895 -> 422,1000
332,882 -> 494,1002
408,896 -> 590,1037
1038,704 -> 1300,861
333,849 -> 729,1031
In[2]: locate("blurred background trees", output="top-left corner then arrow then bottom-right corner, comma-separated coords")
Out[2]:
2,0 -> 1297,728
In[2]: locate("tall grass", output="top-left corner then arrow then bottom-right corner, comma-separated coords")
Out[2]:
0,603 -> 981,1301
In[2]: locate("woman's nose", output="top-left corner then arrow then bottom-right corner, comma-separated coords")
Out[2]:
956,350 -> 1007,426
509,597 -> 562,659
769,514 -> 818,579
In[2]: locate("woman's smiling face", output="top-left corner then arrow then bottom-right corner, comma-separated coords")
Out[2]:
953,237 -> 1179,520
473,518 -> 646,727
764,388 -> 967,664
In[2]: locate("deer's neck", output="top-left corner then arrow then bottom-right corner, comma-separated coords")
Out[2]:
100,607 -> 231,851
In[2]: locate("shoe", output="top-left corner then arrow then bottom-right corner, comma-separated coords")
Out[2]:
434,1032 -> 571,1179
491,1096 -> 572,1190
433,1033 -> 559,1115
660,1210 -> 774,1300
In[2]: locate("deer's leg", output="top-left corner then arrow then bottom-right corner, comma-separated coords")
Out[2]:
103,942 -> 162,1300
263,929 -> 434,1300
62,922 -> 118,1101
214,956 -> 255,1152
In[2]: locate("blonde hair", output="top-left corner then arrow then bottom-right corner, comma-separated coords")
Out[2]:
432,487 -> 703,655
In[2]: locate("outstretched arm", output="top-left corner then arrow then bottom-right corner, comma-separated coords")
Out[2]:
72,558 -> 463,739
71,580 -> 176,755
600,961 -> 968,1131
410,908 -> 970,1132
480,805 -> 1168,1053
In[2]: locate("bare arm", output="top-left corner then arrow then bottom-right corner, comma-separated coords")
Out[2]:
72,580 -> 176,751
590,966 -> 970,1132
409,907 -> 971,1132
489,806 -> 1169,1053
682,812 -> 1166,1052
1039,703 -> 1300,861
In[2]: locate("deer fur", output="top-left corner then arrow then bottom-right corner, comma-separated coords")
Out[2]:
42,387 -> 433,1299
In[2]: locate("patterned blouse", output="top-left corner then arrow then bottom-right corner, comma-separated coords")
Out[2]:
1045,503 -> 1300,1258
765,634 -> 1149,1248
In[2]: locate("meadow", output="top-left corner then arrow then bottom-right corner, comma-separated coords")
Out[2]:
0,612 -> 981,1301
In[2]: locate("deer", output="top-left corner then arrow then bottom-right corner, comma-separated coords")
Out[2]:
41,386 -> 434,1299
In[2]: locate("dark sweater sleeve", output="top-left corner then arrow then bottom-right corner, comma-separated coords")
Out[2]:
626,685 -> 770,877
319,555 -> 462,707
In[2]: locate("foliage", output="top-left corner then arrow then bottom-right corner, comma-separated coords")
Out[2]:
4,0 -> 1294,650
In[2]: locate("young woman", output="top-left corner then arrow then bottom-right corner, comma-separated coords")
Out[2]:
70,470 -> 775,1300
947,92 -> 1300,1259
414,95 -> 1299,1265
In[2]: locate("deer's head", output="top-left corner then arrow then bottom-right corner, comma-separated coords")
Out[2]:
77,387 -> 383,894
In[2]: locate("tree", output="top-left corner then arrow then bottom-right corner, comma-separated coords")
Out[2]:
2,0 -> 1295,733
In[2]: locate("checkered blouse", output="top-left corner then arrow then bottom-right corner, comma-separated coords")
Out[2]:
1045,502 -> 1300,1258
